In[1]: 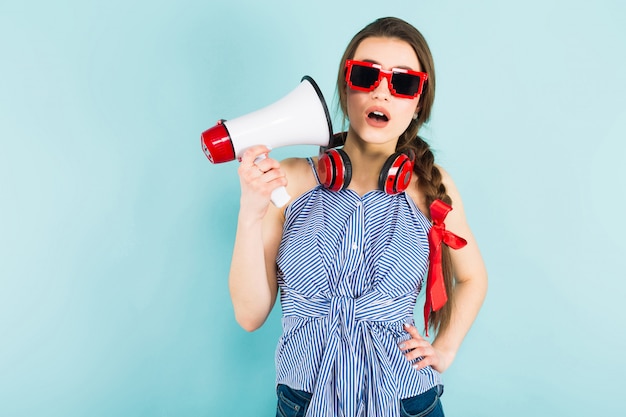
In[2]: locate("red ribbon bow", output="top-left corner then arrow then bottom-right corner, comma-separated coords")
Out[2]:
424,199 -> 467,336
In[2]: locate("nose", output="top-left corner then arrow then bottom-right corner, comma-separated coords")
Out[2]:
372,76 -> 391,100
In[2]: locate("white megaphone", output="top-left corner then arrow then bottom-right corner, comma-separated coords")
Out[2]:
201,75 -> 333,207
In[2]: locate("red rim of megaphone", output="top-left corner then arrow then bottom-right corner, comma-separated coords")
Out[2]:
201,120 -> 235,163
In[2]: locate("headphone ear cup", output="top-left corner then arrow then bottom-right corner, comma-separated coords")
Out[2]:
378,152 -> 414,195
319,149 -> 352,191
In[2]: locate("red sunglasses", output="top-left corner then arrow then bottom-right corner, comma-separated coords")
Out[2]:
345,59 -> 428,99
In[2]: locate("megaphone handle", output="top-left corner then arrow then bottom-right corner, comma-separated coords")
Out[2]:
253,154 -> 291,208
270,186 -> 291,208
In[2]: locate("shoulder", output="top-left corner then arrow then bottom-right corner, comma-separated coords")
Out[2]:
280,156 -> 315,175
280,156 -> 319,204
435,164 -> 464,211
406,163 -> 463,216
436,164 -> 453,186
433,164 -> 472,241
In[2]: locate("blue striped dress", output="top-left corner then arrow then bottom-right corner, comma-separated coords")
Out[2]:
275,158 -> 441,417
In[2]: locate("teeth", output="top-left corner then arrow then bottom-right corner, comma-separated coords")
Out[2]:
373,111 -> 384,117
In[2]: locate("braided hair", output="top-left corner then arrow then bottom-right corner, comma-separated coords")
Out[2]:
336,16 -> 454,334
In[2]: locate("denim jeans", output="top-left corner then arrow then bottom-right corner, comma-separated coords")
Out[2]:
399,385 -> 444,417
275,384 -> 444,417
276,384 -> 313,417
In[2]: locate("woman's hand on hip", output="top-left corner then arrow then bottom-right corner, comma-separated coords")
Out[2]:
399,323 -> 454,374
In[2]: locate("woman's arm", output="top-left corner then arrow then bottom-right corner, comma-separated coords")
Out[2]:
228,145 -> 287,332
402,166 -> 488,372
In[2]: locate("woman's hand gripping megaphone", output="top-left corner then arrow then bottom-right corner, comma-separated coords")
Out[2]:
252,153 -> 291,207
238,145 -> 290,210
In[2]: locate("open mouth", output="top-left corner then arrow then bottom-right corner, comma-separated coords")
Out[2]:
368,110 -> 389,122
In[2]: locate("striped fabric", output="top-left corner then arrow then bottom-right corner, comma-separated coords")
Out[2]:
275,158 -> 441,417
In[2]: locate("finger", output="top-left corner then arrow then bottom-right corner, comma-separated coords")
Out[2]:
238,156 -> 280,181
403,323 -> 424,340
254,156 -> 281,173
404,344 -> 433,361
398,336 -> 429,353
258,168 -> 287,186
239,145 -> 271,166
398,325 -> 421,350
238,161 -> 265,181
412,356 -> 435,371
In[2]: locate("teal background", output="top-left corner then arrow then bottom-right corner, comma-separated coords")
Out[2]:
1,0 -> 625,415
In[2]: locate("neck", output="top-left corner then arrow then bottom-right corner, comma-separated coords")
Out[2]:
341,131 -> 398,194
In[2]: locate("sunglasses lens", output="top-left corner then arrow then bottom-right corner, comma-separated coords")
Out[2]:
350,64 -> 380,90
391,72 -> 421,97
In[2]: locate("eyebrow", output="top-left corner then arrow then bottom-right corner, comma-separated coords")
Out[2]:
361,59 -> 416,71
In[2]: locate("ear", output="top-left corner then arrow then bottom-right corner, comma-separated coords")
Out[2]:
412,102 -> 421,120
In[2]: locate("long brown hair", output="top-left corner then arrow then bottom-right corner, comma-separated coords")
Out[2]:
336,17 -> 454,334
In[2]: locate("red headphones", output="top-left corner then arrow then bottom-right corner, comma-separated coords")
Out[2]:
318,133 -> 415,195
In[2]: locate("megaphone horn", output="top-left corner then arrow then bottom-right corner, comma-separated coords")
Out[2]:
201,76 -> 333,163
201,76 -> 333,207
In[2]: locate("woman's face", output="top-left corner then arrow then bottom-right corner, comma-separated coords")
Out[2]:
346,36 -> 422,149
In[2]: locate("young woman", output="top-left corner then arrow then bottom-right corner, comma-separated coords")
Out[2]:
228,16 -> 487,417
